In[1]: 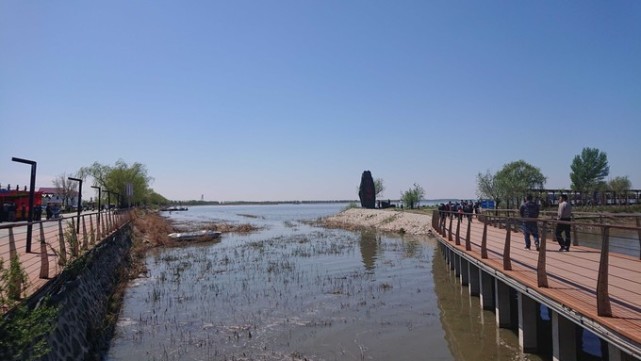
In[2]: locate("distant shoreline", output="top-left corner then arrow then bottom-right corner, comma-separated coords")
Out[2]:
170,199 -> 461,207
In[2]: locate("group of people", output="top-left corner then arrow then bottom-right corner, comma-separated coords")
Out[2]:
519,194 -> 572,252
45,203 -> 62,220
437,201 -> 480,229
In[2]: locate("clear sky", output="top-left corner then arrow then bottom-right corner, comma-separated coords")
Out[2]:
1,1 -> 640,202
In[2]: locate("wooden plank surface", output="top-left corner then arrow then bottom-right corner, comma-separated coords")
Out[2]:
438,216 -> 641,350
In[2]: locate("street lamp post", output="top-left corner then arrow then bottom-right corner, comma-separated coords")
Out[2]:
11,157 -> 37,253
68,177 -> 82,234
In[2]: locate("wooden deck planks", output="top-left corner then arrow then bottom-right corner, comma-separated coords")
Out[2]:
439,216 -> 641,349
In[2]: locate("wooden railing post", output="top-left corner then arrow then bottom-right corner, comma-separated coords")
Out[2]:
465,217 -> 472,251
537,221 -> 548,288
104,212 -> 109,235
455,217 -> 461,246
95,212 -> 101,242
89,216 -> 96,245
57,218 -> 67,266
481,221 -> 488,259
597,226 -> 612,317
503,218 -> 512,271
39,222 -> 49,279
70,218 -> 79,257
7,228 -> 22,300
8,227 -> 17,260
432,210 -> 438,233
572,214 -> 579,246
636,216 -> 641,260
448,214 -> 453,242
81,216 -> 88,250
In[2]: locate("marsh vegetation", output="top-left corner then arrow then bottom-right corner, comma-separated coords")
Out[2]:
107,204 -> 542,361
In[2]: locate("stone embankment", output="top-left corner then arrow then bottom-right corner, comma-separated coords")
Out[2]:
0,226 -> 133,361
324,207 -> 433,235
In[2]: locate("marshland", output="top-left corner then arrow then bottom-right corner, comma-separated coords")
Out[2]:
105,203 -> 543,361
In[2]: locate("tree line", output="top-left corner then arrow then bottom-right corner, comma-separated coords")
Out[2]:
476,147 -> 633,209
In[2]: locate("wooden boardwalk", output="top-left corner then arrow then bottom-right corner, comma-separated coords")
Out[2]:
433,213 -> 641,358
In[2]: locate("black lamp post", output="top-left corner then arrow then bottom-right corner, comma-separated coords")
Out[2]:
68,177 -> 82,233
11,157 -> 36,253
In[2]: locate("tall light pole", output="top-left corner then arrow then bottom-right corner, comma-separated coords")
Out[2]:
11,157 -> 36,253
68,177 -> 82,233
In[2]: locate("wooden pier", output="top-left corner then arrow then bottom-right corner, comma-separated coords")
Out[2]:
432,211 -> 641,360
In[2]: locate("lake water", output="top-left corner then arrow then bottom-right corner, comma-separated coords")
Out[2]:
105,204 -> 544,361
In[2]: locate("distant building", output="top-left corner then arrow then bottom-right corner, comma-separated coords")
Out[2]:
39,187 -> 79,209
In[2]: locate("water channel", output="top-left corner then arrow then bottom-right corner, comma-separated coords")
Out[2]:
105,204 -> 546,361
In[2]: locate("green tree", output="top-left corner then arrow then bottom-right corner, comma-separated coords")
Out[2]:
374,178 -> 385,198
494,160 -> 546,208
476,170 -> 503,209
146,189 -> 170,206
608,176 -> 632,205
401,183 -> 425,209
79,160 -> 155,207
570,147 -> 609,202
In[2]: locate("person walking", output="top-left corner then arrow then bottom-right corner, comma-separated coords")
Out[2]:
519,194 -> 540,250
556,194 -> 573,251
46,203 -> 52,220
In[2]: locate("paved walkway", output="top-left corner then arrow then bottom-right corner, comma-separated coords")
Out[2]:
0,211 -> 116,303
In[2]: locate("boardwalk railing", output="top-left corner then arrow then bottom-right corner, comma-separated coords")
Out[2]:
0,210 -> 130,307
432,209 -> 641,317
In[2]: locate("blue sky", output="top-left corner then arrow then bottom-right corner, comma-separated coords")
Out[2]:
1,1 -> 640,202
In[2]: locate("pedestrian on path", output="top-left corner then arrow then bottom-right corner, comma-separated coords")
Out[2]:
556,194 -> 572,251
519,194 -> 540,250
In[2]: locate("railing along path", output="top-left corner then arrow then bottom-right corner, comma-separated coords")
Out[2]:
432,209 -> 641,348
0,210 -> 129,308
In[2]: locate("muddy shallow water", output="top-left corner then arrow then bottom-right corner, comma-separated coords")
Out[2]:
105,204 -> 543,361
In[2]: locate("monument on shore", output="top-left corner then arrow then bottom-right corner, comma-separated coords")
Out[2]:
358,170 -> 376,209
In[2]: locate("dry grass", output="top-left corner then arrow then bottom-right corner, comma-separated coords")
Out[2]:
131,210 -> 175,248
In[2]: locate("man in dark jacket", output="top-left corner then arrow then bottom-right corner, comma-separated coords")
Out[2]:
519,194 -> 540,250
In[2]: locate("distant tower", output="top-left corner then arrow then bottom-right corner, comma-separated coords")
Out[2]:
201,194 -> 204,201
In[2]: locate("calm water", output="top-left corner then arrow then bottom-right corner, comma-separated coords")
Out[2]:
105,204 -> 544,361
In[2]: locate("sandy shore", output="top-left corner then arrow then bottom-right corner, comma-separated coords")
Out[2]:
323,207 -> 433,235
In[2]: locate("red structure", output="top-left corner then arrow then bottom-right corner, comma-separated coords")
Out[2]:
0,189 -> 43,222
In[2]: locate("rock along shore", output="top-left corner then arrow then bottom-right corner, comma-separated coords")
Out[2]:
323,207 -> 433,235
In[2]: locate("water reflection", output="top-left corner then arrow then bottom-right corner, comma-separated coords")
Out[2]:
575,228 -> 640,257
107,206 -> 451,361
359,230 -> 379,270
432,253 -> 545,361
403,238 -> 419,258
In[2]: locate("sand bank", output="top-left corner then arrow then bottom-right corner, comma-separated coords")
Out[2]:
323,207 -> 433,235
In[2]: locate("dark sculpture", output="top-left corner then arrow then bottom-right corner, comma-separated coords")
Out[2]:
358,170 -> 376,209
